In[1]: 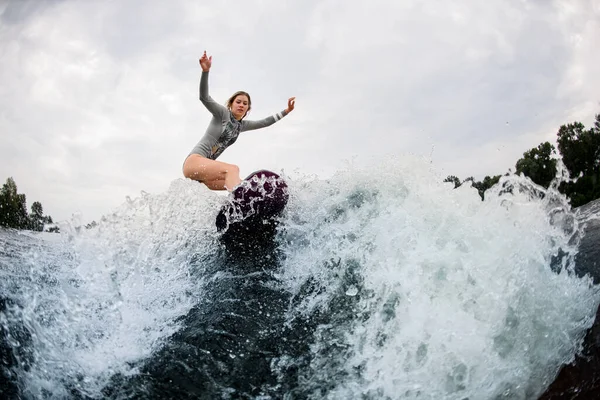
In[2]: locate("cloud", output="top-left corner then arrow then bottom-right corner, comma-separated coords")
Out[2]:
0,0 -> 598,222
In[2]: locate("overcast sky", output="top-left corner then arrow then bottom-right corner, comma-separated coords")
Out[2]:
0,0 -> 598,223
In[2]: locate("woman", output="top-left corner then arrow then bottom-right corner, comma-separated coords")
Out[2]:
183,51 -> 296,191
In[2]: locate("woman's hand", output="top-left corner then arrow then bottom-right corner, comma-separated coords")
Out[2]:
199,51 -> 212,72
285,97 -> 296,113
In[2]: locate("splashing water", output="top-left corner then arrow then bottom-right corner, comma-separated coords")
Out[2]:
276,156 -> 599,399
1,155 -> 598,399
1,180 -> 221,398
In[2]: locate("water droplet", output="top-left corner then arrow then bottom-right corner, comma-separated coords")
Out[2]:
345,286 -> 358,296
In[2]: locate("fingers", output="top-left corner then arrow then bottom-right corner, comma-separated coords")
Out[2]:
199,51 -> 212,69
286,96 -> 296,113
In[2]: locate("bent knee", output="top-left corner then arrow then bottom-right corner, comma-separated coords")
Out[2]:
224,164 -> 240,175
182,161 -> 199,179
183,168 -> 197,180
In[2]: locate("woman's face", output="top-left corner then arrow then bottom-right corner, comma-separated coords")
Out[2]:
231,95 -> 250,120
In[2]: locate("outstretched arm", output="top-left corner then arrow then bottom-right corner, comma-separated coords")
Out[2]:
241,97 -> 295,132
198,51 -> 227,118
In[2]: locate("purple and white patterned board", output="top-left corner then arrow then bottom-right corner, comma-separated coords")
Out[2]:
216,170 -> 289,233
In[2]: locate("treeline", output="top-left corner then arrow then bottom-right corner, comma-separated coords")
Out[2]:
446,113 -> 600,207
0,177 -> 57,232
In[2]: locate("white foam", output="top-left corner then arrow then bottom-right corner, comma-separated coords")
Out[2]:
6,156 -> 599,399
277,155 -> 600,399
15,178 -> 223,398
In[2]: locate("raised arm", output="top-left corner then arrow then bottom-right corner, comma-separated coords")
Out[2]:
241,97 -> 295,132
198,51 -> 227,118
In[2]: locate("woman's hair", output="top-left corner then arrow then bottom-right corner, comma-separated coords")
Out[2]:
226,91 -> 252,118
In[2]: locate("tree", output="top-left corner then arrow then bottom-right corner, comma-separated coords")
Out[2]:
557,121 -> 600,178
0,177 -> 56,231
515,141 -> 557,188
29,201 -> 45,231
442,113 -> 599,207
443,175 -> 501,200
556,115 -> 600,207
444,175 -> 462,189
471,175 -> 502,200
0,178 -> 29,229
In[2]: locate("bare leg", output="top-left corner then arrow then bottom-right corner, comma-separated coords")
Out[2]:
183,154 -> 242,191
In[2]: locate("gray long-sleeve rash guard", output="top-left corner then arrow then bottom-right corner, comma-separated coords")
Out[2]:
188,71 -> 288,160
